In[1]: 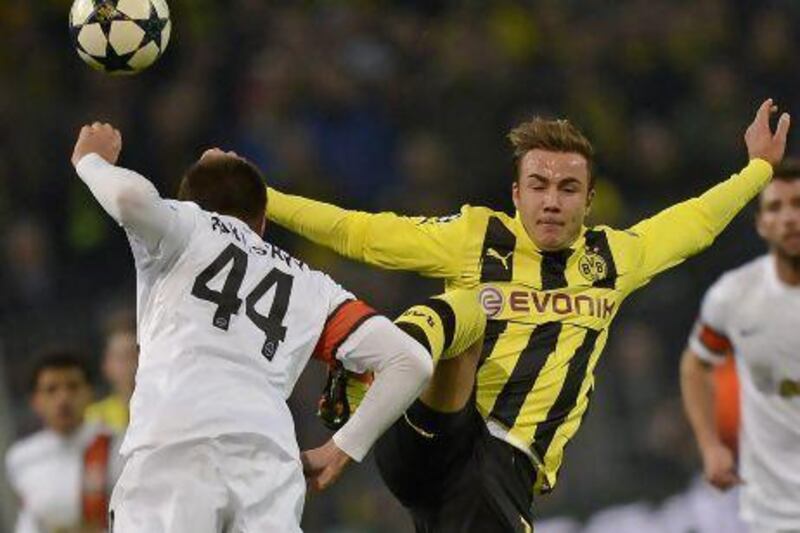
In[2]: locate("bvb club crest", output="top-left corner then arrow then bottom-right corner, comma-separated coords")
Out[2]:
579,248 -> 608,282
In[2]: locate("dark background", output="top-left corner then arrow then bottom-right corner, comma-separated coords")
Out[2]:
1,1 -> 797,530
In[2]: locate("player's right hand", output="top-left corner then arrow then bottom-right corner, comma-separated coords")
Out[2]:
744,98 -> 790,167
701,441 -> 742,491
71,122 -> 122,167
301,438 -> 352,493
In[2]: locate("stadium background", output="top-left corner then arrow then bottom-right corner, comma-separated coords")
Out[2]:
0,1 -> 798,531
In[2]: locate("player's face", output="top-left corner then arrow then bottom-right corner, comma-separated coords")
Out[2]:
103,332 -> 138,396
757,179 -> 800,259
31,368 -> 92,435
513,149 -> 593,251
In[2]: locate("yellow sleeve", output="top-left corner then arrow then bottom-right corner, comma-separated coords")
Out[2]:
628,159 -> 772,287
395,288 -> 487,364
266,188 -> 468,278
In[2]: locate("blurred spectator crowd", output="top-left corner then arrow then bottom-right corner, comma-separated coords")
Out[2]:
1,1 -> 798,531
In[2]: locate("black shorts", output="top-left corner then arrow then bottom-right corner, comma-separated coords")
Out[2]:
374,399 -> 535,532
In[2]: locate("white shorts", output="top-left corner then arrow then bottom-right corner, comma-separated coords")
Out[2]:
110,434 -> 305,533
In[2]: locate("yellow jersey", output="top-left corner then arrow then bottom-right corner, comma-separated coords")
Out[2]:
266,159 -> 772,492
85,394 -> 129,433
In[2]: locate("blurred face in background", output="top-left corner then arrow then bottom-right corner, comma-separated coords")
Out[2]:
513,149 -> 594,251
756,179 -> 800,260
103,331 -> 138,400
32,368 -> 92,435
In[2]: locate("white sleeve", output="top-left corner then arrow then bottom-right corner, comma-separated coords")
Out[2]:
75,153 -> 193,258
331,316 -> 433,461
688,277 -> 734,365
5,447 -> 19,495
5,448 -> 37,533
320,273 -> 356,318
13,510 -> 40,533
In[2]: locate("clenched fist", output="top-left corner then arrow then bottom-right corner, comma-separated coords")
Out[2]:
71,122 -> 122,167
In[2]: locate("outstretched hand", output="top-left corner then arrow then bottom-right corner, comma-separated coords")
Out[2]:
71,122 -> 122,168
301,438 -> 352,493
744,98 -> 790,167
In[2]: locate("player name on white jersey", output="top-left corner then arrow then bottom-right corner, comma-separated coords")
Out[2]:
123,202 -> 354,459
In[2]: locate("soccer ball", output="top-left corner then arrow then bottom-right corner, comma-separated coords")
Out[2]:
69,0 -> 171,74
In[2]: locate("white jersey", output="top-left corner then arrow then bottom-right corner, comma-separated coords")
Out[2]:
689,255 -> 800,530
5,423 -> 119,533
122,200 -> 360,456
75,153 -> 430,466
75,153 -> 431,531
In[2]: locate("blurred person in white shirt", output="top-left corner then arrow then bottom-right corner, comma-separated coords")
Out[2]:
682,162 -> 800,532
5,350 -> 118,533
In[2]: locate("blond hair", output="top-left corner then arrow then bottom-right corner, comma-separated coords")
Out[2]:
508,117 -> 595,188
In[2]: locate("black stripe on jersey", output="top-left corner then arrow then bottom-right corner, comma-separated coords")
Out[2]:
489,322 -> 562,428
584,230 -> 617,289
480,217 -> 516,282
541,249 -> 573,290
423,298 -> 456,353
479,319 -> 509,367
532,328 -> 601,459
395,321 -> 433,356
535,384 -> 596,495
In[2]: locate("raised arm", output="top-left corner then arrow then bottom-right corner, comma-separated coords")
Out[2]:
628,99 -> 790,285
267,188 -> 467,278
71,123 -> 189,254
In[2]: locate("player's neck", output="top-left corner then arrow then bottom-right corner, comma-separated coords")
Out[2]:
50,422 -> 84,439
773,252 -> 800,286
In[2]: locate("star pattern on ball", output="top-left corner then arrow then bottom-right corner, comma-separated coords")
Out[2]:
69,24 -> 85,52
70,0 -> 170,74
135,4 -> 169,49
96,44 -> 136,73
86,0 -> 126,36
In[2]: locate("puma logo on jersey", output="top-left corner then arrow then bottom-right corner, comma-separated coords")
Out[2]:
486,248 -> 513,270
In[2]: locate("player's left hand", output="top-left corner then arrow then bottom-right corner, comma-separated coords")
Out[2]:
301,439 -> 352,492
744,98 -> 790,167
71,122 -> 122,167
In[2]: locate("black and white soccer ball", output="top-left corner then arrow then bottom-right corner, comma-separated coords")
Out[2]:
69,0 -> 171,75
